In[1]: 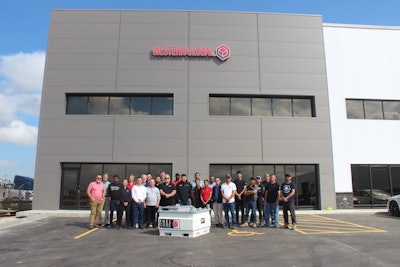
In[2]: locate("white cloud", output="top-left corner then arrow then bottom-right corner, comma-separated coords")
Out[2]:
0,160 -> 20,169
0,120 -> 38,146
0,51 -> 45,94
0,51 -> 45,146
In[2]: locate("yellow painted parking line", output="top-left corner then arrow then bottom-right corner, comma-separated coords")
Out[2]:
74,228 -> 98,239
74,219 -> 116,239
227,229 -> 266,237
288,214 -> 386,235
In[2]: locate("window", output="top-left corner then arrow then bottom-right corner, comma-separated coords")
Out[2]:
61,163 -> 172,209
109,96 -> 130,115
66,94 -> 173,115
209,97 -> 230,116
293,99 -> 312,117
351,164 -> 400,208
252,98 -> 271,116
87,96 -> 109,115
231,97 -> 251,116
210,164 -> 319,208
346,99 -> 400,120
210,95 -> 314,117
383,101 -> 400,120
153,96 -> 173,115
66,96 -> 88,114
346,99 -> 364,119
132,96 -> 151,115
272,98 -> 292,117
364,100 -> 383,119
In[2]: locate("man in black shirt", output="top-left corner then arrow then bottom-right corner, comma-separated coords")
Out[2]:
234,171 -> 247,224
176,174 -> 192,205
264,174 -> 280,228
191,179 -> 202,208
256,176 -> 265,225
107,175 -> 123,228
159,174 -> 176,206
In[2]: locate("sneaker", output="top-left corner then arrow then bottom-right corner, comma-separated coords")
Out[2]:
251,223 -> 257,228
230,225 -> 235,229
240,222 -> 249,227
282,223 -> 289,229
88,225 -> 94,229
221,224 -> 226,229
292,223 -> 297,230
272,224 -> 278,228
264,224 -> 270,228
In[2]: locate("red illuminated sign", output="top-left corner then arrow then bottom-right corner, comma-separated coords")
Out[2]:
152,44 -> 231,61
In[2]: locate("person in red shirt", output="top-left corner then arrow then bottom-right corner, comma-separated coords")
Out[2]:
127,175 -> 136,191
200,180 -> 213,208
172,173 -> 181,186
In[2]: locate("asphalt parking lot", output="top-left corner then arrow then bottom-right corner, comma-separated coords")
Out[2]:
0,209 -> 398,267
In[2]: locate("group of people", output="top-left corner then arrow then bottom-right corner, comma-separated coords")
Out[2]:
86,170 -> 297,230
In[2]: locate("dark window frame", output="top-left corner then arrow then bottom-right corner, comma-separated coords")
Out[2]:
346,98 -> 400,120
209,94 -> 315,117
66,93 -> 174,116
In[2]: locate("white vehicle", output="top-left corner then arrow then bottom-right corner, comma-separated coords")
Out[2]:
387,194 -> 400,216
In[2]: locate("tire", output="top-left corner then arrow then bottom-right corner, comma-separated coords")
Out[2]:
389,201 -> 400,216
9,197 -> 20,209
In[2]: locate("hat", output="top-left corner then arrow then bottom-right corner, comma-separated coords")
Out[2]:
256,176 -> 262,179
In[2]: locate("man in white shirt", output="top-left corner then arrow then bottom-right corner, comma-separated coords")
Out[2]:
221,174 -> 237,229
131,175 -> 147,229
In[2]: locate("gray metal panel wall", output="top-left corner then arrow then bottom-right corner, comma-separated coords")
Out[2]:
34,10 -> 334,210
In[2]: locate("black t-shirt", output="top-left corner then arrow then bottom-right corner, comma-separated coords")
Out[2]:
108,182 -> 123,201
245,184 -> 259,202
159,183 -> 176,206
257,183 -> 265,200
192,186 -> 202,208
265,182 -> 280,203
234,179 -> 247,199
176,181 -> 193,202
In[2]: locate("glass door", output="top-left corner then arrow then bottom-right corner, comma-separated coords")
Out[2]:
61,168 -> 80,209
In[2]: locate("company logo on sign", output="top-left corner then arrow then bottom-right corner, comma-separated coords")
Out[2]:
172,220 -> 180,228
215,44 -> 231,61
152,44 -> 231,61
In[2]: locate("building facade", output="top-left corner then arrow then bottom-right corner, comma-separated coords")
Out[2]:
33,10 -> 399,210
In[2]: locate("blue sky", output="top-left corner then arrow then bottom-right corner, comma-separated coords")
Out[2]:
1,0 -> 400,180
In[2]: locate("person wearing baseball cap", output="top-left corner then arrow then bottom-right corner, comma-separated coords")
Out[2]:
281,174 -> 296,229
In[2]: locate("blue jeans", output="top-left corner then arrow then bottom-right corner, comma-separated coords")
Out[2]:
243,200 -> 257,223
110,200 -> 121,226
223,202 -> 237,227
265,202 -> 279,226
133,202 -> 145,227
